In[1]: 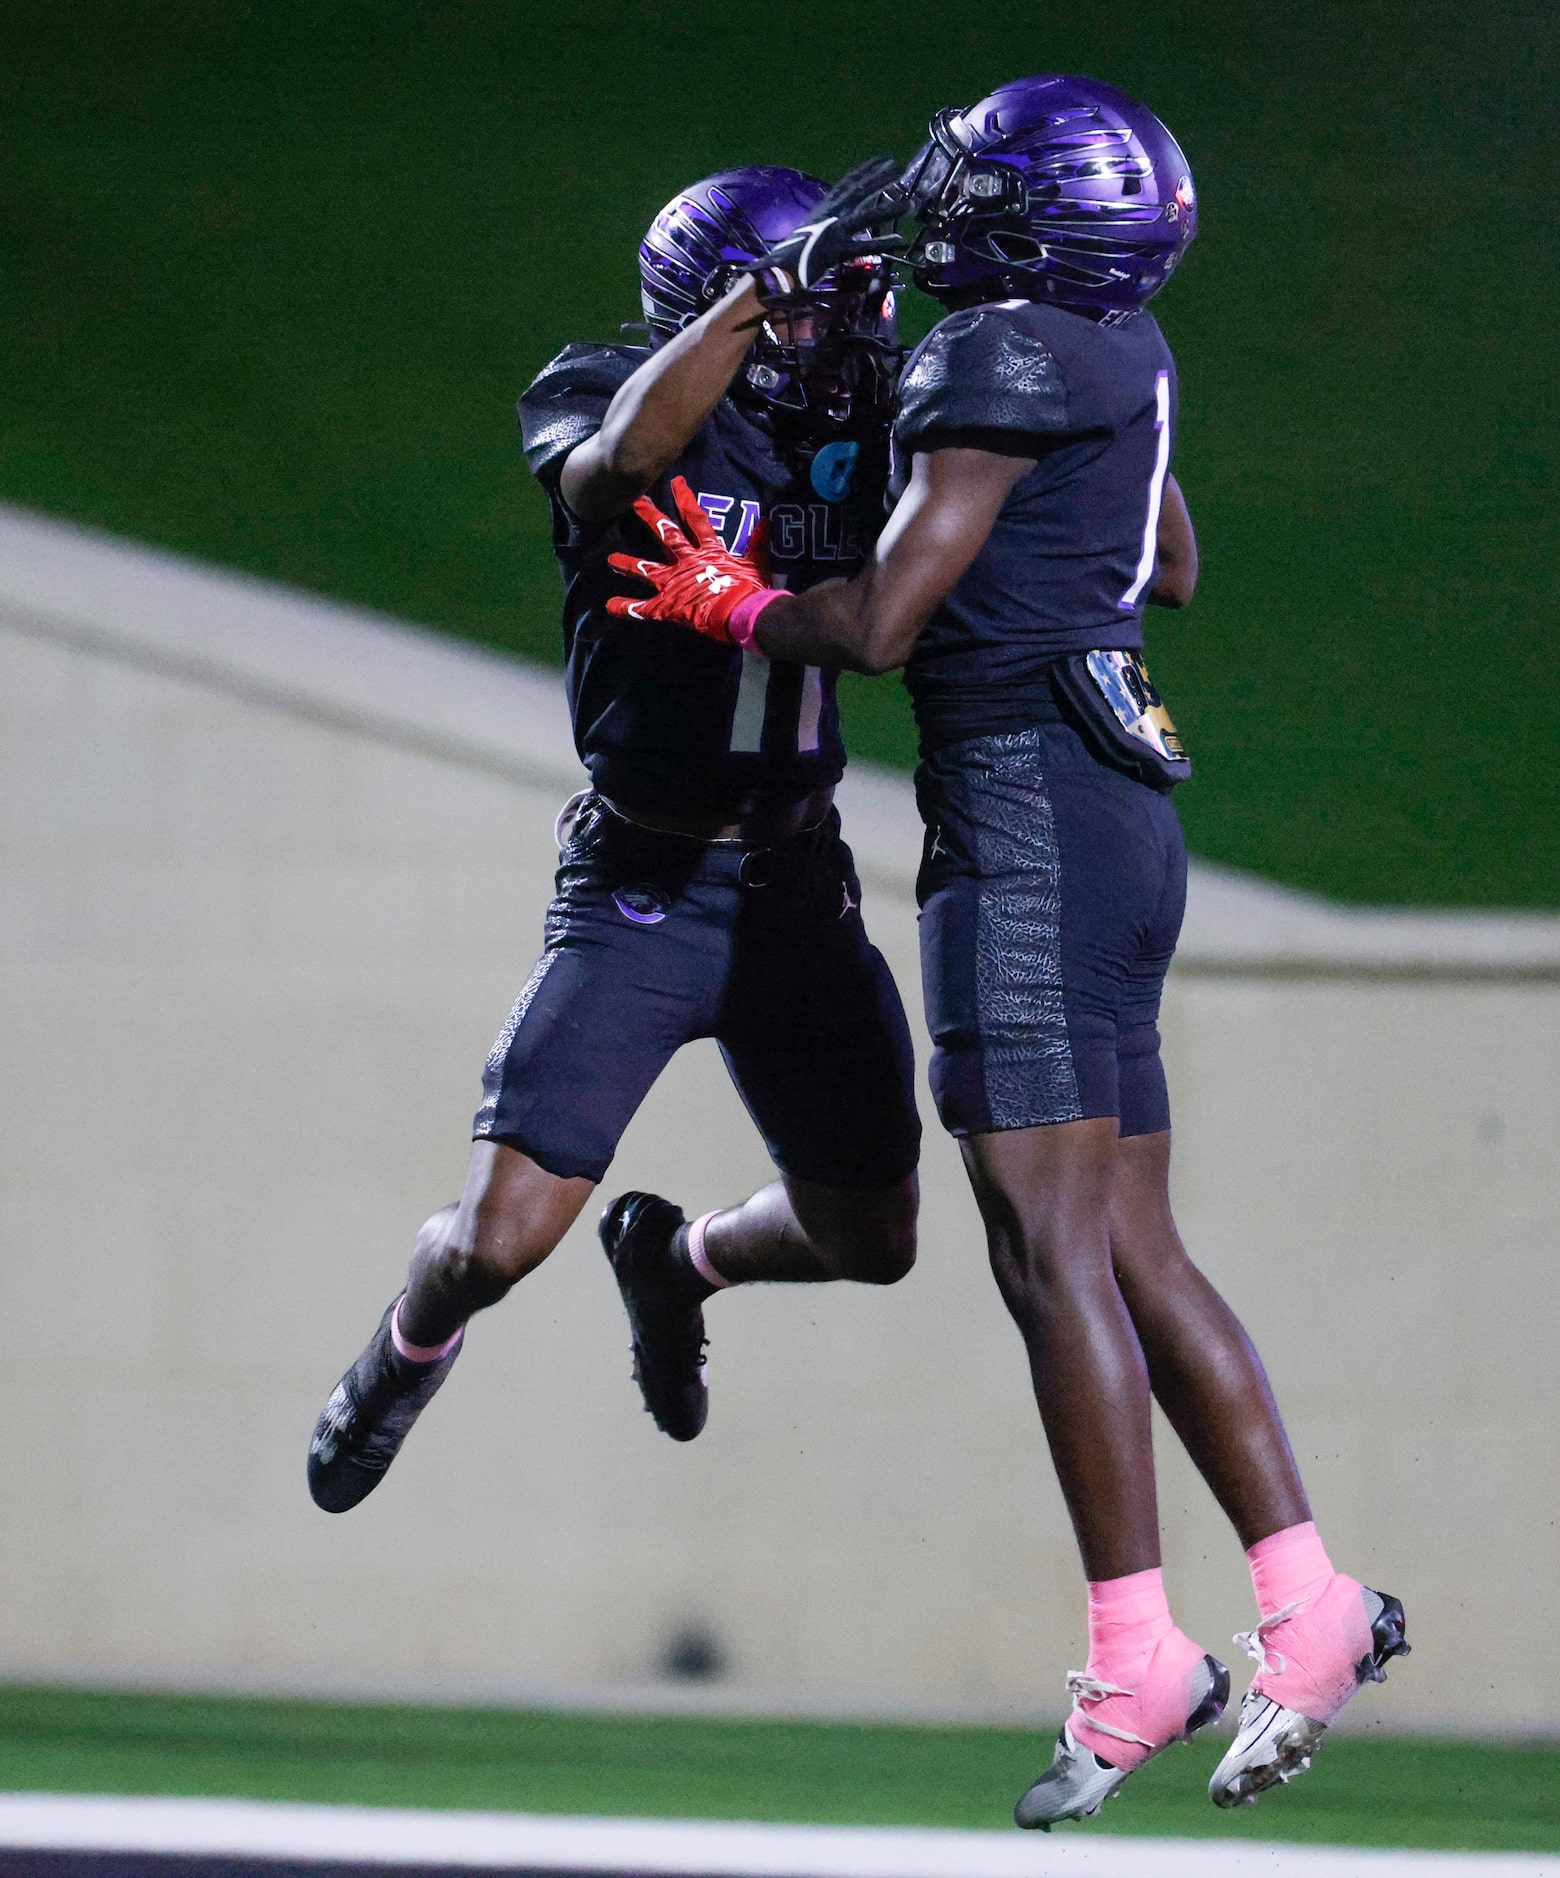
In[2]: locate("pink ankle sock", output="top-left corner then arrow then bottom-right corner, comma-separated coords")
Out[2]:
1247,1520 -> 1334,1619
687,1212 -> 732,1289
391,1297 -> 464,1365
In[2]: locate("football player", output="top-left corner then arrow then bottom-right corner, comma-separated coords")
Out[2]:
608,83 -> 1408,1824
307,167 -> 921,1512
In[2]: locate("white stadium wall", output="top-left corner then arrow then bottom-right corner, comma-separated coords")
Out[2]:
2,504 -> 1557,1735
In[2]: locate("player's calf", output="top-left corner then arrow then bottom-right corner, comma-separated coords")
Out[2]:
399,1147 -> 590,1346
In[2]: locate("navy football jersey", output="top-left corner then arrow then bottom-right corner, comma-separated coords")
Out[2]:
889,301 -> 1178,751
520,342 -> 884,814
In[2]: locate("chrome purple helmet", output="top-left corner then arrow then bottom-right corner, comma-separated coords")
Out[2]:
639,166 -> 899,422
901,76 -> 1197,317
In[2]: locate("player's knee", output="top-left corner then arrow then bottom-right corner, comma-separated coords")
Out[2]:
986,1208 -> 1106,1313
843,1224 -> 917,1286
985,1221 -> 1035,1311
1110,1225 -> 1190,1290
414,1204 -> 461,1262
833,1181 -> 919,1285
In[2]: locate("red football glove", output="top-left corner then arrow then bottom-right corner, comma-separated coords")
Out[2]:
606,476 -> 781,649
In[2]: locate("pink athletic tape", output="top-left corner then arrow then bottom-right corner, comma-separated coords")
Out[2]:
687,1211 -> 732,1289
728,587 -> 782,653
1088,1567 -> 1174,1666
1242,1521 -> 1371,1722
391,1297 -> 464,1365
1247,1520 -> 1333,1616
1068,1567 -> 1209,1773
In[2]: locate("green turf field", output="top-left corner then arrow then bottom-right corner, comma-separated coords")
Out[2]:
1,1688 -> 1557,1855
3,1 -> 1557,906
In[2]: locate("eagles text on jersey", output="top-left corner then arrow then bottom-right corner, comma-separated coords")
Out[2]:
520,343 -> 888,814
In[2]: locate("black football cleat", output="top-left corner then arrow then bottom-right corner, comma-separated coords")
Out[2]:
306,1298 -> 463,1513
600,1191 -> 708,1442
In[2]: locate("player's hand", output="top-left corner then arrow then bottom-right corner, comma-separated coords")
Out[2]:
749,155 -> 905,302
606,476 -> 779,648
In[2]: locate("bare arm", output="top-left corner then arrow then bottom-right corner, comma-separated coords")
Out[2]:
1148,472 -> 1198,607
751,447 -> 1033,674
559,279 -> 767,523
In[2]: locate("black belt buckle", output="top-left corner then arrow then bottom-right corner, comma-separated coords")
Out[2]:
738,846 -> 773,889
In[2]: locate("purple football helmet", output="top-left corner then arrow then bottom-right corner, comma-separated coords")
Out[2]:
639,166 -> 899,423
901,76 -> 1197,317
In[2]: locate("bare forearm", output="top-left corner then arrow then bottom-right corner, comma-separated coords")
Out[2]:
561,280 -> 765,520
612,445 -> 1026,678
599,283 -> 759,476
750,577 -> 891,674
753,447 -> 1033,674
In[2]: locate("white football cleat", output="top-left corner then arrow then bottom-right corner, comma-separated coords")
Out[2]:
1016,1651 -> 1229,1830
1208,1586 -> 1409,1809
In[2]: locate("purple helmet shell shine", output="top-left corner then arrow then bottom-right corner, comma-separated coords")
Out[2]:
639,166 -> 900,424
901,76 -> 1197,318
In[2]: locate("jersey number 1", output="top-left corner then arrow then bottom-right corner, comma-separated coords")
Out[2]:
1119,370 -> 1172,611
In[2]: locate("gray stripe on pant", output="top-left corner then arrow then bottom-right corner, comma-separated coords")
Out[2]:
971,734 -> 1082,1131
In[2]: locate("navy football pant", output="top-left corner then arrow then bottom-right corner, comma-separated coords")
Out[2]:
474,795 -> 922,1187
915,723 -> 1186,1139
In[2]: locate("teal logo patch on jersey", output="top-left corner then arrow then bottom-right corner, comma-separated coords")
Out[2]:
810,440 -> 859,503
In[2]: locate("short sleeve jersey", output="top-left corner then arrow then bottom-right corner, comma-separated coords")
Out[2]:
519,342 -> 885,815
889,300 -> 1178,752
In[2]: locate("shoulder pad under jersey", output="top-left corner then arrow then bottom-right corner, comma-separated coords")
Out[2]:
518,342 -> 648,478
893,303 -> 1067,452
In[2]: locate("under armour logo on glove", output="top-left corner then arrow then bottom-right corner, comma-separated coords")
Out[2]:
607,476 -> 783,651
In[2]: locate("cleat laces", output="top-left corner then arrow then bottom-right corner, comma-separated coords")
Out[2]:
1065,1670 -> 1155,1749
1232,1598 -> 1307,1677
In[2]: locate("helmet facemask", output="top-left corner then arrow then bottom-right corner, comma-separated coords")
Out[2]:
639,169 -> 902,429
738,256 -> 902,427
